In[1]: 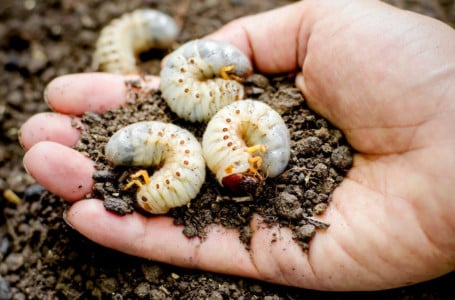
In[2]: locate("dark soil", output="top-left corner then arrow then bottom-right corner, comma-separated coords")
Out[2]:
78,74 -> 343,249
1,0 -> 454,299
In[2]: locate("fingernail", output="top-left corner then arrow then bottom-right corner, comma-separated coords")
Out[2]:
17,127 -> 25,149
43,85 -> 55,111
295,72 -> 306,92
62,207 -> 75,229
22,155 -> 31,176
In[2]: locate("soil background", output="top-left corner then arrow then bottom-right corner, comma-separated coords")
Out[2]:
0,0 -> 454,299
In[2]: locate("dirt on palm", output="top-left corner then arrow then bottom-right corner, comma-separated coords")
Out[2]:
1,0 -> 454,299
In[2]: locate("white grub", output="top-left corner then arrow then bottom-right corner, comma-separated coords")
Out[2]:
93,9 -> 179,74
160,39 -> 252,122
105,121 -> 205,214
202,99 -> 290,195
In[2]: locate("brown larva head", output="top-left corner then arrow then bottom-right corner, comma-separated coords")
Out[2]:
221,173 -> 260,195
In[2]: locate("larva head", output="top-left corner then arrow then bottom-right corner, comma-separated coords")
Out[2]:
221,173 -> 260,195
196,39 -> 252,77
105,126 -> 136,166
139,10 -> 180,47
105,121 -> 164,167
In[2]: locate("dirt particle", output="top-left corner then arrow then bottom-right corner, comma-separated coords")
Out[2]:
294,224 -> 316,241
331,145 -> 353,170
313,203 -> 328,215
134,282 -> 151,298
103,197 -> 134,215
97,276 -> 118,294
299,136 -> 323,156
4,253 -> 24,272
209,290 -> 224,300
92,170 -> 116,182
0,275 -> 12,300
182,224 -> 198,238
274,192 -> 304,219
249,284 -> 263,293
142,264 -> 163,284
150,289 -> 167,299
239,225 -> 253,246
23,183 -> 46,202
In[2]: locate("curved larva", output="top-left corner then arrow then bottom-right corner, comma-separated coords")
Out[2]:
160,39 -> 252,122
202,99 -> 290,195
105,121 -> 205,214
93,9 -> 179,74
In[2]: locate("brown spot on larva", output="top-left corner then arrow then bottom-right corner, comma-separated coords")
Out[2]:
180,67 -> 186,72
227,141 -> 233,147
176,171 -> 181,177
209,91 -> 213,97
171,133 -> 176,138
195,93 -> 200,99
223,135 -> 229,140
184,88 -> 190,93
226,118 -> 231,123
165,179 -> 170,184
156,183 -> 160,189
178,78 -> 184,83
189,58 -> 195,64
234,95 -> 240,101
179,140 -> 185,145
185,149 -> 190,154
142,201 -> 152,212
141,196 -> 148,202
232,146 -> 238,151
158,131 -> 164,137
184,160 -> 189,165
222,127 -> 228,132
235,109 -> 240,114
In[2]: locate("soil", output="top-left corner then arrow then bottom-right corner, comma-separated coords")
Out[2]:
0,0 -> 454,299
79,74 -> 342,248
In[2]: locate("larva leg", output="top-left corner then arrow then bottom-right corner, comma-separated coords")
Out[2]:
247,158 -> 264,183
220,65 -> 235,80
246,144 -> 266,177
123,169 -> 151,190
248,156 -> 263,172
246,144 -> 267,154
220,65 -> 244,81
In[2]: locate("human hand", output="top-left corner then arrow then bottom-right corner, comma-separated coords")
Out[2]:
20,0 -> 455,291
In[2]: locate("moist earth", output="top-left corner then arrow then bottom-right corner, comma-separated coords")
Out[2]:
1,0 -> 454,299
77,75 -> 344,250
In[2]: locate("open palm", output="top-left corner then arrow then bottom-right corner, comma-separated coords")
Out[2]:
20,0 -> 455,290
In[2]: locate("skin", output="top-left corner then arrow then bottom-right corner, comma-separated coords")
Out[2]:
19,0 -> 455,291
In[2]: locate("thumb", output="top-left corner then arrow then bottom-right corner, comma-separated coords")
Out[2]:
205,1 -> 310,74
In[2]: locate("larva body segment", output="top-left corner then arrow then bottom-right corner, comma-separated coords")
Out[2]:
160,39 -> 252,122
202,99 -> 291,195
93,9 -> 179,74
105,121 -> 205,214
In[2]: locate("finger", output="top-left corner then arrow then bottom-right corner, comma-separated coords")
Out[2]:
19,112 -> 82,151
45,73 -> 160,115
23,141 -> 95,201
205,1 -> 311,74
66,199 -> 260,278
67,199 -> 330,288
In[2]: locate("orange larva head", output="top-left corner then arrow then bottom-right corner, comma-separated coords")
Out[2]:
221,173 -> 260,195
